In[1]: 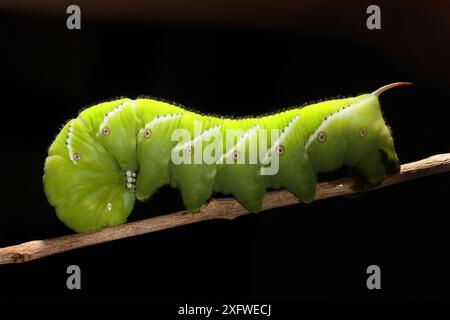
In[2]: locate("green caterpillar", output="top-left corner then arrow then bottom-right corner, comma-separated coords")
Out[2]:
43,82 -> 410,233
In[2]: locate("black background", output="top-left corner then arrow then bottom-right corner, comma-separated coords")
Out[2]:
0,0 -> 449,306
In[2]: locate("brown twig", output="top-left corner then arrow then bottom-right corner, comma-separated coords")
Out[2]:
1,153 -> 449,264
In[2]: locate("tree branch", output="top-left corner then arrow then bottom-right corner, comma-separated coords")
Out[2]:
1,153 -> 449,264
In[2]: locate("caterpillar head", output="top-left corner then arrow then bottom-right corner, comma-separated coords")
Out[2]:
43,100 -> 137,233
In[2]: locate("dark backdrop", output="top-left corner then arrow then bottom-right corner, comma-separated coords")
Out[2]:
0,1 -> 449,306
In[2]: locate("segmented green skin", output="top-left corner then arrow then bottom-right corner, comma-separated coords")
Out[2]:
43,93 -> 400,232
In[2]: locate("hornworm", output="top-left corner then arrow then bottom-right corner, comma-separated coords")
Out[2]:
43,82 -> 410,232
